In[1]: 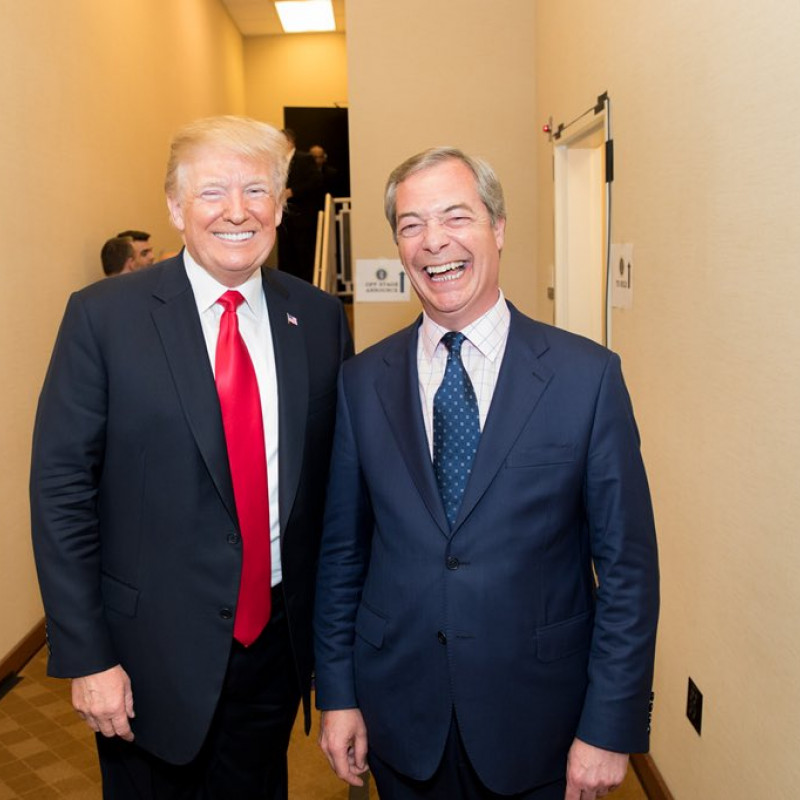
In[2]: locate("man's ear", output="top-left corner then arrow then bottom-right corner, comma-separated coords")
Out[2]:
493,216 -> 506,251
166,195 -> 185,231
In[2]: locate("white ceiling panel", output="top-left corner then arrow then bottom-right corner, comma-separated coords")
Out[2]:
220,0 -> 346,36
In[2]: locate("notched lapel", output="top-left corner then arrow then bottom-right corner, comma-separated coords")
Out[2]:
150,266 -> 237,524
375,327 -> 450,536
263,270 -> 308,534
453,314 -> 554,531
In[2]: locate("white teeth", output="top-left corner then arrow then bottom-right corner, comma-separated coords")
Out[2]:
431,270 -> 463,282
215,232 -> 254,241
425,261 -> 466,276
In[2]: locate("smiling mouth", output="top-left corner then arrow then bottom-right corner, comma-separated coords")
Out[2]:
214,231 -> 255,242
424,261 -> 467,282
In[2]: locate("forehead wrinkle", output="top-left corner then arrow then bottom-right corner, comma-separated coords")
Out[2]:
397,202 -> 476,222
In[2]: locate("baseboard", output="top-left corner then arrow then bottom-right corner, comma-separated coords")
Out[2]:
631,752 -> 674,800
0,618 -> 46,685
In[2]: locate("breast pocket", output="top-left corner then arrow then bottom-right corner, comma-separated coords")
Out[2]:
506,444 -> 575,468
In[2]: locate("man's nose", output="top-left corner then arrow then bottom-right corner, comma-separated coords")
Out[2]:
421,219 -> 450,251
224,191 -> 247,222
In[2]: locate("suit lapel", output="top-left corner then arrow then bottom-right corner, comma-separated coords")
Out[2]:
453,308 -> 554,531
375,321 -> 450,536
262,268 -> 308,535
149,261 -> 237,524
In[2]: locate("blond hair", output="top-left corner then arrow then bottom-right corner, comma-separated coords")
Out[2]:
165,116 -> 291,200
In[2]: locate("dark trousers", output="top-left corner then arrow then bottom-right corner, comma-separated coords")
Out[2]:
368,713 -> 566,800
96,587 -> 301,800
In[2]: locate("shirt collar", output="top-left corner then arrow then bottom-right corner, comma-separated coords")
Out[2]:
420,290 -> 510,362
183,250 -> 265,317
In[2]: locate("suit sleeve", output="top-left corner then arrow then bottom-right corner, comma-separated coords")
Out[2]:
576,353 -> 659,753
30,293 -> 118,678
313,367 -> 373,710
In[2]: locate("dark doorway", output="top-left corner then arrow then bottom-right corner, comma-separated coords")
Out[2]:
284,106 -> 350,197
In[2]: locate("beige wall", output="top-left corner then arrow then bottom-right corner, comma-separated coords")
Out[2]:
534,1 -> 800,797
346,0 -> 538,352
243,32 -> 348,128
0,0 -> 244,663
6,3 -> 800,795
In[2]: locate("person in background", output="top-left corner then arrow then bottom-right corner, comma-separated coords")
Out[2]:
117,229 -> 156,269
277,130 -> 324,283
310,144 -> 341,198
31,115 -> 352,799
314,147 -> 659,800
100,236 -> 135,276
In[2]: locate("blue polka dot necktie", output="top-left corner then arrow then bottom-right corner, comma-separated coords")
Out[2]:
433,332 -> 481,529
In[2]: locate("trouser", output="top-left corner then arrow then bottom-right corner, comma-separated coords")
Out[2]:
97,587 -> 300,800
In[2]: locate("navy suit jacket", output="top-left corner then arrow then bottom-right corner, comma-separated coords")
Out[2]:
30,256 -> 352,764
314,305 -> 659,794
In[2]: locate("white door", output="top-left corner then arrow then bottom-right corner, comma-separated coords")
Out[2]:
553,116 -> 608,346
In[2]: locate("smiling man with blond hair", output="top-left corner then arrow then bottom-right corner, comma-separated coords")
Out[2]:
31,115 -> 352,799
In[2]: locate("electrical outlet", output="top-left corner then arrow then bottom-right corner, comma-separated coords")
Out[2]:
686,677 -> 703,735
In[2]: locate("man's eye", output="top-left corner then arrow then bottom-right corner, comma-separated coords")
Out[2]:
200,190 -> 223,200
399,223 -> 422,238
444,215 -> 471,228
246,187 -> 268,197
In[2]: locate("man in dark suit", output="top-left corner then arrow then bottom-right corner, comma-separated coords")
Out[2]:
277,130 -> 324,284
310,145 -> 342,198
314,148 -> 659,799
30,116 -> 352,799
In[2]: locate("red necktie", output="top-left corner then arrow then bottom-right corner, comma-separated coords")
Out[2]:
215,290 -> 271,646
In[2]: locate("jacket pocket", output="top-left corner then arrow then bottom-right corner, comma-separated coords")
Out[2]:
506,444 -> 575,468
536,609 -> 593,662
355,603 -> 387,649
101,573 -> 139,618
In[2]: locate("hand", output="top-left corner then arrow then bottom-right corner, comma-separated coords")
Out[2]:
565,738 -> 628,799
318,708 -> 369,787
71,664 -> 135,741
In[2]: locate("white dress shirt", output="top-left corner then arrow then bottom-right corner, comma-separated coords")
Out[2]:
417,290 -> 511,458
184,252 -> 282,586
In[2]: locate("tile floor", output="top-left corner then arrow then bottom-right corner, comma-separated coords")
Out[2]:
0,650 -> 647,798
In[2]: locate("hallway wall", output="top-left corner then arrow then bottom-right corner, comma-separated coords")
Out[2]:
244,32 -> 348,129
0,0 -> 244,664
5,4 -> 800,795
534,2 -> 800,796
345,0 -> 539,352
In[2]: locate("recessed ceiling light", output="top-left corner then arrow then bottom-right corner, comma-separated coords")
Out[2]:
275,1 -> 336,33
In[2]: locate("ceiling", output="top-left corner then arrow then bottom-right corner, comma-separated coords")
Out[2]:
220,0 -> 346,36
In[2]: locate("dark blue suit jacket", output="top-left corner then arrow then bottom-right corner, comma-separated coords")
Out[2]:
30,256 -> 352,764
314,305 -> 658,794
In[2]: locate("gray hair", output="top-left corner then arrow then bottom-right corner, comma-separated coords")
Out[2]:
165,116 -> 291,201
384,147 -> 506,240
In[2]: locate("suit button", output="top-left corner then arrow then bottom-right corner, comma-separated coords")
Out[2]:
219,608 -> 233,620
437,631 -> 447,645
227,532 -> 240,545
446,556 -> 460,570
